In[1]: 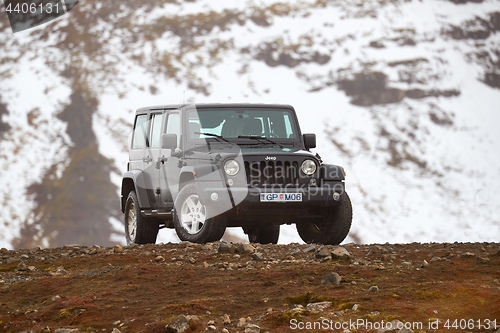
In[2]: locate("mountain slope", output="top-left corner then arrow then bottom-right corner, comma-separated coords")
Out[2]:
0,0 -> 499,248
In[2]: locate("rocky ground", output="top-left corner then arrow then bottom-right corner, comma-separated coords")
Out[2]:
1,242 -> 499,333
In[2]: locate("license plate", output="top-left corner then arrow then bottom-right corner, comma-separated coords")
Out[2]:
260,193 -> 302,202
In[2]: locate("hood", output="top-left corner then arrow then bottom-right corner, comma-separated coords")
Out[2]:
184,144 -> 319,164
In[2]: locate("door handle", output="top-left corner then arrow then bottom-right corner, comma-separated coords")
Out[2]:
159,156 -> 168,163
156,156 -> 167,169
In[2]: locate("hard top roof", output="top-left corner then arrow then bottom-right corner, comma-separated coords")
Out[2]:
135,103 -> 295,113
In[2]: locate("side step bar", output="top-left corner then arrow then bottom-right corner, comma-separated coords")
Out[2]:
141,209 -> 173,218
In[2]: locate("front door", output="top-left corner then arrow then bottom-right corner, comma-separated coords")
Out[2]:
158,112 -> 181,207
143,112 -> 164,206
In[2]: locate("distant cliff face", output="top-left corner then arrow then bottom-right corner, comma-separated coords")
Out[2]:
0,98 -> 10,136
12,91 -> 120,249
0,0 -> 499,248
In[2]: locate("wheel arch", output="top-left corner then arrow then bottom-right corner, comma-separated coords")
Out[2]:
178,164 -> 219,190
319,164 -> 345,181
178,171 -> 195,191
121,170 -> 151,213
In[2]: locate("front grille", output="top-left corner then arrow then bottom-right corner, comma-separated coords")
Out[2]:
244,160 -> 299,187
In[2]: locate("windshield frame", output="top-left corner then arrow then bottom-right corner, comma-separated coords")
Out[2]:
184,106 -> 302,146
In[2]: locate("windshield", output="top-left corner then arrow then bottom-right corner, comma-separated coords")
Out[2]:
186,107 -> 299,142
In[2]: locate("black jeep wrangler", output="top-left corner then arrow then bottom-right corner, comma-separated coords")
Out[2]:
121,104 -> 352,245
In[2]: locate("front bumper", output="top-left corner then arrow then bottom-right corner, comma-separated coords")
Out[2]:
199,181 -> 345,208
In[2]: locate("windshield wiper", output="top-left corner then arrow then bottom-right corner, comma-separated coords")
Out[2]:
238,135 -> 283,148
196,132 -> 234,146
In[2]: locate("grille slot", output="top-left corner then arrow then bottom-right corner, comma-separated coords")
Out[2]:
244,160 -> 299,187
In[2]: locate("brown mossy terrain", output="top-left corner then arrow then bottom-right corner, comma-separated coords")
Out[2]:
1,242 -> 499,333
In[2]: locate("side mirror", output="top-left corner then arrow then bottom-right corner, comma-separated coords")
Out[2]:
303,133 -> 316,150
162,134 -> 177,149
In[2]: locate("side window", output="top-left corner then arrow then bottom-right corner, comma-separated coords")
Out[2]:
150,113 -> 164,148
165,113 -> 181,146
132,114 -> 148,149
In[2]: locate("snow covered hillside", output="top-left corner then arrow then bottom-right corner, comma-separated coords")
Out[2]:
0,0 -> 499,249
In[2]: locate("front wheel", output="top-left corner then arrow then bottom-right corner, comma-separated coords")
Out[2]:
296,192 -> 352,245
124,191 -> 159,245
173,183 -> 227,243
246,225 -> 280,244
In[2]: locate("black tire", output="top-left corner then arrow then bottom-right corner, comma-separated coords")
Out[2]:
247,225 -> 280,244
173,183 -> 227,243
296,192 -> 352,245
124,191 -> 159,245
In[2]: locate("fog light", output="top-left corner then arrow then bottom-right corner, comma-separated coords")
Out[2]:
333,192 -> 341,201
210,192 -> 219,201
227,178 -> 234,186
308,178 -> 317,186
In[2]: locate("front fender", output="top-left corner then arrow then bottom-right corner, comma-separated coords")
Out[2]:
319,164 -> 345,181
180,165 -> 220,182
176,154 -> 248,219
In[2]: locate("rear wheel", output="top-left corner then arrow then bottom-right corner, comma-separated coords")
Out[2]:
296,192 -> 352,245
246,225 -> 280,244
173,183 -> 227,243
124,191 -> 159,245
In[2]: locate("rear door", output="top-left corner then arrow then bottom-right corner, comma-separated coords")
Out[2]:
129,113 -> 149,171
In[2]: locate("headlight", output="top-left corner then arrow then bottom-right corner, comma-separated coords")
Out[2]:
301,159 -> 317,175
224,159 -> 240,176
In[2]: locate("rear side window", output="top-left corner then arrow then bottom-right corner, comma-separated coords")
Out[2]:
150,113 -> 164,148
132,114 -> 148,149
